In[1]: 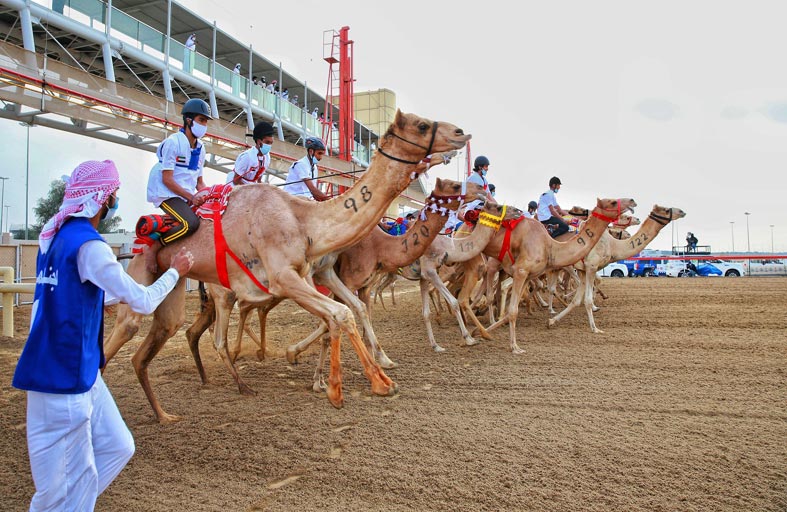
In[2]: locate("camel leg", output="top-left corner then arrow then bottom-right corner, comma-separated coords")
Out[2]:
254,298 -> 282,360
184,291 -> 216,385
419,276 -> 443,352
460,257 -> 493,341
287,322 -> 328,364
485,271 -> 528,354
311,333 -> 331,392
103,255 -> 153,367
270,270 -> 396,407
212,292 -> 256,396
548,270 -> 586,328
584,269 -> 604,333
129,281 -> 187,423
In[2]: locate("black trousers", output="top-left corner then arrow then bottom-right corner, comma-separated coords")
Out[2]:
159,197 -> 200,245
541,216 -> 569,238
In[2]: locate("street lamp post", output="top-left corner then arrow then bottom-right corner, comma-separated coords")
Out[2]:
744,212 -> 751,253
0,177 -> 8,234
19,122 -> 34,240
730,221 -> 734,252
3,205 -> 9,233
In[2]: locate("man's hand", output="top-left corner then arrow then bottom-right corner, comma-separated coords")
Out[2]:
170,247 -> 195,276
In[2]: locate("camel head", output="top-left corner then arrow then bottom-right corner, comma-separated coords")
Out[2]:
614,213 -> 641,228
592,197 -> 637,222
567,206 -> 590,218
481,202 -> 523,221
429,178 -> 486,210
649,204 -> 686,225
608,227 -> 632,240
379,111 -> 471,176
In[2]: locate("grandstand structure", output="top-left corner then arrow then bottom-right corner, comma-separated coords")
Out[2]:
0,0 -> 428,209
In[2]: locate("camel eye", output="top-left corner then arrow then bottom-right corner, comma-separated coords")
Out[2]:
418,123 -> 429,132
452,184 -> 460,190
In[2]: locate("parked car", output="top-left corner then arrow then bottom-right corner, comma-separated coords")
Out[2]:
663,259 -> 744,277
626,257 -> 665,277
597,262 -> 629,278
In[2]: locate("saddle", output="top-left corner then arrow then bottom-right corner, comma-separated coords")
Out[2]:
133,183 -> 234,253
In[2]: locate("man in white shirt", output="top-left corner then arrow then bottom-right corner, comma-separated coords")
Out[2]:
145,98 -> 212,272
13,160 -> 193,512
459,155 -> 496,223
183,33 -> 196,73
283,137 -> 329,201
537,176 -> 569,237
227,121 -> 275,186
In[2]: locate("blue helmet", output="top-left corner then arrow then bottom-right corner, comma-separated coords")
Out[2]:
305,136 -> 326,151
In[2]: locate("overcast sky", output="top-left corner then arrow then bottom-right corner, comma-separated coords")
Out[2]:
2,0 -> 785,252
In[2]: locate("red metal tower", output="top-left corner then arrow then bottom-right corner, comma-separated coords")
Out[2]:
323,26 -> 355,162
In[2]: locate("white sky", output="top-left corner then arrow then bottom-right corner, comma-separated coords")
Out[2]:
2,0 -> 786,252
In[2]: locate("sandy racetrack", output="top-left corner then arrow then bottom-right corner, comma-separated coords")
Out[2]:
1,277 -> 785,511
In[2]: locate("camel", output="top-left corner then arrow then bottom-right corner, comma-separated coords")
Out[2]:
185,178 -> 485,395
404,203 -> 523,352
462,197 -> 637,354
102,110 -> 472,422
547,204 -> 686,332
282,180 -> 487,383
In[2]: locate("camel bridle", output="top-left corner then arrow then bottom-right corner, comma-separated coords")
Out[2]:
377,121 -> 439,165
648,208 -> 673,226
418,189 -> 467,220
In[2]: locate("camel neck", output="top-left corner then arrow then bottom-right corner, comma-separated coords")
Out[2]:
609,217 -> 665,261
447,223 -> 500,264
547,214 -> 611,268
381,209 -> 454,269
307,156 -> 414,258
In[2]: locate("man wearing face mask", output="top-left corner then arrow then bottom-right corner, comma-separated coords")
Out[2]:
13,160 -> 194,511
283,136 -> 329,201
458,155 -> 495,224
227,121 -> 275,186
145,98 -> 212,272
537,176 -> 569,238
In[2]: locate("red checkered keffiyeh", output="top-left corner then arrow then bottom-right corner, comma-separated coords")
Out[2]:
39,160 -> 121,254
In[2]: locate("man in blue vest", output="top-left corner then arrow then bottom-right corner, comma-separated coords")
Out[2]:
13,160 -> 194,511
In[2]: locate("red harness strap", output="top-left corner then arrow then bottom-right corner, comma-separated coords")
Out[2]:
210,203 -> 269,293
498,216 -> 525,264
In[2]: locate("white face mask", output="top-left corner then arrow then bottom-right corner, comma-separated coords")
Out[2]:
190,120 -> 208,139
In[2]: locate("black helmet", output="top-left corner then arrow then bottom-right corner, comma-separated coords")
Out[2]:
528,200 -> 538,210
488,183 -> 496,192
474,155 -> 490,169
305,136 -> 326,151
182,98 -> 213,119
549,176 -> 562,187
251,121 -> 275,140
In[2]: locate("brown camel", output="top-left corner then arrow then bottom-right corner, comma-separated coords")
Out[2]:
186,178 -> 484,394
102,110 -> 471,422
282,179 -> 487,384
408,203 -> 523,352
548,204 -> 686,332
462,197 -> 637,354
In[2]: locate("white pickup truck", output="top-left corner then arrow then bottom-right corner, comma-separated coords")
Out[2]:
597,262 -> 629,278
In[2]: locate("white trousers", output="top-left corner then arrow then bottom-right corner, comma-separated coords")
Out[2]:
26,373 -> 135,512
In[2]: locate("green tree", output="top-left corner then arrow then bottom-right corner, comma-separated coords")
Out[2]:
12,180 -> 122,239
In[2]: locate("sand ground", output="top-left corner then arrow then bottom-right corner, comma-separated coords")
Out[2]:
1,277 -> 785,511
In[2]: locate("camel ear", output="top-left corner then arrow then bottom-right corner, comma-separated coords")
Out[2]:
435,177 -> 443,188
596,197 -> 602,207
394,109 -> 406,129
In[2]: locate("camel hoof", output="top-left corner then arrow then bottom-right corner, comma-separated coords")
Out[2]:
157,412 -> 182,424
463,337 -> 479,347
592,328 -> 605,334
255,350 -> 265,361
239,383 -> 256,396
326,388 -> 344,408
285,347 -> 299,365
479,330 -> 493,341
312,380 -> 327,393
547,319 -> 556,328
511,347 -> 525,355
377,354 -> 399,369
592,306 -> 600,312
432,345 -> 447,353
